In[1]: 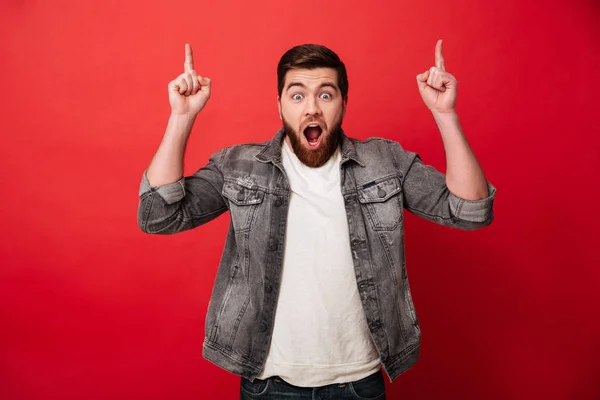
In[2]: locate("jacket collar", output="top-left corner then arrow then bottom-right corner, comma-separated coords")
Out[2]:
254,127 -> 365,167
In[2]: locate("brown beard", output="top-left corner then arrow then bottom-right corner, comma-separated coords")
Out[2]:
283,119 -> 342,168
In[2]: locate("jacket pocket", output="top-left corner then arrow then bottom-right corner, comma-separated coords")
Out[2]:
357,176 -> 403,231
222,181 -> 264,233
209,255 -> 243,345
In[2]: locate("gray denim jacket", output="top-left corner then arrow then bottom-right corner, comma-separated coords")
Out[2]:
137,128 -> 496,382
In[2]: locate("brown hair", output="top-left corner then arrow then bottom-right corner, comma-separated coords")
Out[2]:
277,44 -> 348,99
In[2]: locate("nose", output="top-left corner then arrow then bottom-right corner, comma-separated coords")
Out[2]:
304,96 -> 322,116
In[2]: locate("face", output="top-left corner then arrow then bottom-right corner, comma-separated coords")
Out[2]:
278,68 -> 347,168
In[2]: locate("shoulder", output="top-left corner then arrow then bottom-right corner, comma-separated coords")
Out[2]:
348,136 -> 417,167
209,139 -> 270,162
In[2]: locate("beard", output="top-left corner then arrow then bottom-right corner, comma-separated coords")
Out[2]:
283,117 -> 343,168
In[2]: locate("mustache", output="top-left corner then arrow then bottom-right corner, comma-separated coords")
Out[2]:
301,118 -> 326,130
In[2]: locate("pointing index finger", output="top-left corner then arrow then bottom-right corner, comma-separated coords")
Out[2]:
184,43 -> 194,72
435,39 -> 445,71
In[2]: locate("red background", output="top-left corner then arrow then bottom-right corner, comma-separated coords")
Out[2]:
1,0 -> 599,399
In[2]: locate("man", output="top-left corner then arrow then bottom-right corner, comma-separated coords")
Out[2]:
138,41 -> 495,399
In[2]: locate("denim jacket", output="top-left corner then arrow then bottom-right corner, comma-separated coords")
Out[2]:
137,128 -> 496,382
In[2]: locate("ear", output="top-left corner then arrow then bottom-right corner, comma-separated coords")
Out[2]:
277,96 -> 282,120
342,96 -> 348,117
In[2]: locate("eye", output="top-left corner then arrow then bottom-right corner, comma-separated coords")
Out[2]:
320,93 -> 332,100
292,93 -> 303,100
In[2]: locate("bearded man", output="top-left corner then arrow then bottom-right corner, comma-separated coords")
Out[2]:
138,41 -> 495,399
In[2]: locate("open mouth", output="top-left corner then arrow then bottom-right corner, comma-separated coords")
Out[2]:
303,124 -> 323,148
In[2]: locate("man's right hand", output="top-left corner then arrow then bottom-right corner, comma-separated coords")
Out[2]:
169,43 -> 211,117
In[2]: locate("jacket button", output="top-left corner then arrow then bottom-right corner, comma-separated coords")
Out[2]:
274,197 -> 283,207
265,284 -> 273,293
377,188 -> 387,198
259,323 -> 268,332
237,191 -> 245,201
269,242 -> 278,251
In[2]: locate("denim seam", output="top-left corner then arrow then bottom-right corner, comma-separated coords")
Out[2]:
223,178 -> 288,196
210,277 -> 235,344
404,206 -> 454,221
205,339 -> 262,369
455,197 -> 464,219
376,231 -> 409,345
189,206 -> 228,221
140,192 -> 154,232
385,341 -> 419,367
228,294 -> 250,349
372,275 -> 392,362
389,142 -> 405,183
403,277 -> 418,325
356,173 -> 399,189
243,233 -> 250,284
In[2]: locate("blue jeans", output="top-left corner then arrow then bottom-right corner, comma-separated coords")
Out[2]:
240,370 -> 386,399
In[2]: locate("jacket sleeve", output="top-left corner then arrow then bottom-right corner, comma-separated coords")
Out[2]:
393,142 -> 496,230
137,148 -> 229,234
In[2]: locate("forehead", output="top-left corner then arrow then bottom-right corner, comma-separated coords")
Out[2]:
284,67 -> 339,88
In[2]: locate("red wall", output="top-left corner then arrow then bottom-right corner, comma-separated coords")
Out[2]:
1,1 -> 599,399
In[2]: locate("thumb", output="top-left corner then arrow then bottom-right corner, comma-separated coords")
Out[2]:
416,70 -> 429,82
416,70 -> 430,92
416,70 -> 430,88
197,76 -> 211,87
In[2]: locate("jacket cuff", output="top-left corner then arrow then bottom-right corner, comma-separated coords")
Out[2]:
139,171 -> 186,205
448,182 -> 496,222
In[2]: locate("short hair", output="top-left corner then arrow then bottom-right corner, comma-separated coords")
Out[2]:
277,44 -> 348,99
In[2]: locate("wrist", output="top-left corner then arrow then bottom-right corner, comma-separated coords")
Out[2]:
432,110 -> 459,128
166,112 -> 197,137
169,112 -> 197,123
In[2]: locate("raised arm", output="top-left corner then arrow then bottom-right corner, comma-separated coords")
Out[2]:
146,43 -> 212,187
399,40 -> 495,230
416,40 -> 489,201
138,44 -> 227,235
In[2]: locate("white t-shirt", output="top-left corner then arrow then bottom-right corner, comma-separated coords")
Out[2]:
256,140 -> 381,387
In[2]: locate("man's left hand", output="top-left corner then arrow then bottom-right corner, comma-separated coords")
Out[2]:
416,40 -> 457,116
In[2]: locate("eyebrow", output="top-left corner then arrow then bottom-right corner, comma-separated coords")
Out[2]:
285,82 -> 339,93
